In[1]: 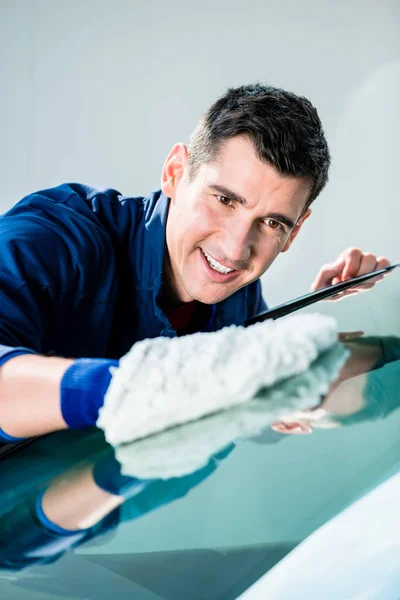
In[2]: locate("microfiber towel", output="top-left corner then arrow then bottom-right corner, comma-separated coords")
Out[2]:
115,343 -> 349,479
96,312 -> 342,459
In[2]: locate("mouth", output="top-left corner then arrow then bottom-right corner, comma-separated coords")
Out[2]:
198,248 -> 241,283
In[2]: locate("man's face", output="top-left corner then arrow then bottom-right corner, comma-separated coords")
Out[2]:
162,135 -> 312,305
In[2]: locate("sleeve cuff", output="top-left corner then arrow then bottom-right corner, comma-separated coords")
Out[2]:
0,348 -> 36,368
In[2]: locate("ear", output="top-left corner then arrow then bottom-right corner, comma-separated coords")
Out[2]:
281,208 -> 312,253
161,143 -> 188,200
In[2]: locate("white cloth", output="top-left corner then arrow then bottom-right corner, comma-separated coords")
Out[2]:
116,343 -> 349,479
97,313 -> 339,447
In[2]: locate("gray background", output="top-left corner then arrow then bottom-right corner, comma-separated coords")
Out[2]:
1,0 -> 399,305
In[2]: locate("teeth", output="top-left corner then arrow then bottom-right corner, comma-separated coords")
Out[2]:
202,250 -> 234,274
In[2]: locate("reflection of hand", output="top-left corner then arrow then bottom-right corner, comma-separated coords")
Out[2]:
340,335 -> 400,379
310,248 -> 390,299
323,345 -> 400,427
97,313 -> 338,446
95,446 -> 234,521
116,343 -> 349,479
273,336 -> 400,434
338,331 -> 364,342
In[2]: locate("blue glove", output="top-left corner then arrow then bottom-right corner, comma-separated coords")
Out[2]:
60,358 -> 119,429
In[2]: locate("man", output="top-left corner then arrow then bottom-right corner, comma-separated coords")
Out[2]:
0,83 -> 390,443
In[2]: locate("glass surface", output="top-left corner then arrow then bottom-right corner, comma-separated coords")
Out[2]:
1,271 -> 399,600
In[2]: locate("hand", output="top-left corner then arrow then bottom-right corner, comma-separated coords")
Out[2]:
116,344 -> 348,477
310,248 -> 390,299
97,313 -> 339,446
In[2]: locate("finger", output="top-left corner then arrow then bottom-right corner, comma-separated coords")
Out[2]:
328,288 -> 361,301
350,271 -> 385,291
328,293 -> 344,301
358,252 -> 378,276
343,287 -> 368,295
342,249 -> 362,280
270,421 -> 313,435
367,274 -> 384,284
310,258 -> 346,291
338,331 -> 364,341
356,282 -> 375,290
338,273 -> 385,296
376,256 -> 391,270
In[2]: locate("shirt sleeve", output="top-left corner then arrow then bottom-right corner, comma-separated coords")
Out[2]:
0,497 -> 119,571
0,184 -> 122,361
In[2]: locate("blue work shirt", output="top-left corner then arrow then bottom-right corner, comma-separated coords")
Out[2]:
0,183 -> 266,363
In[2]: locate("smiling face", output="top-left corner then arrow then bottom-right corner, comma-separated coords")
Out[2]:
162,135 -> 312,305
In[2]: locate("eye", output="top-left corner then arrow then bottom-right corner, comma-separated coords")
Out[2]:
264,218 -> 283,231
216,195 -> 233,207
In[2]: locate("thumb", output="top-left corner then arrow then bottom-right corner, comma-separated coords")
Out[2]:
310,258 -> 346,291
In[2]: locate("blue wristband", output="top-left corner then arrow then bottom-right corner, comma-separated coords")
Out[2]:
0,350 -> 36,442
0,427 -> 26,443
0,348 -> 36,368
60,358 -> 119,430
35,489 -> 88,536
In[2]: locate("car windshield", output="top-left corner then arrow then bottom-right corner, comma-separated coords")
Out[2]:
1,270 -> 399,600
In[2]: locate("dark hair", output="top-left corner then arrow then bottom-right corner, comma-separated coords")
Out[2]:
188,83 -> 331,207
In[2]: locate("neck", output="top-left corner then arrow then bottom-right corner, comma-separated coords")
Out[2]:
161,253 -> 196,309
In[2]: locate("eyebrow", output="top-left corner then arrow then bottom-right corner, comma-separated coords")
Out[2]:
209,184 -> 296,230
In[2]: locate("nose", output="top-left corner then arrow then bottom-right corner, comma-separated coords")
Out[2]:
218,219 -> 253,267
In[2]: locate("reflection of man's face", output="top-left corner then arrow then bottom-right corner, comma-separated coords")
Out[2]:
162,135 -> 311,305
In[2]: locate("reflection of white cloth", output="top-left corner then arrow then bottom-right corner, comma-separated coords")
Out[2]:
97,313 -> 338,447
239,471 -> 400,600
116,343 -> 348,479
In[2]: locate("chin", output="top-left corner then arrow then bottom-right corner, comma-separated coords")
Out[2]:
186,285 -> 236,305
